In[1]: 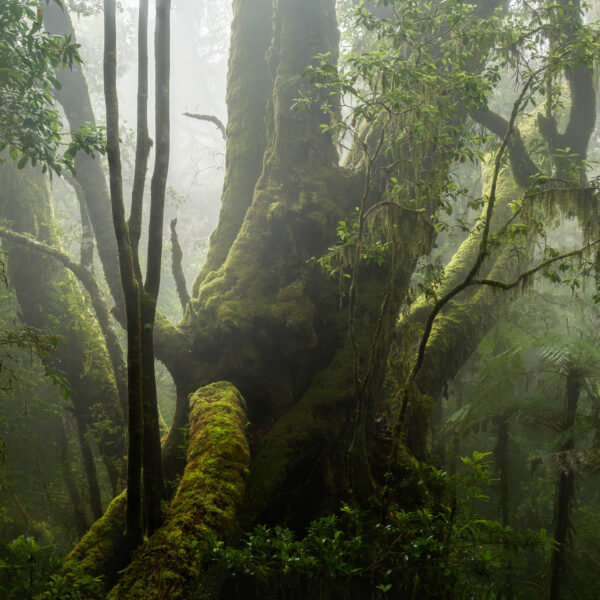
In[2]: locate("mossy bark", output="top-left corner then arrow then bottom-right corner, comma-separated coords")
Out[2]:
180,0 -> 432,517
395,167 -> 528,459
395,50 -> 595,457
42,0 -> 123,311
105,381 -> 250,599
62,490 -> 127,598
182,0 -> 357,425
194,0 -> 273,286
0,165 -> 125,492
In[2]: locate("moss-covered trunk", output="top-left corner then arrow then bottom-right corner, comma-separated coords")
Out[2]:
176,0 -> 424,520
42,0 -> 123,312
0,165 -> 125,493
62,382 -> 249,599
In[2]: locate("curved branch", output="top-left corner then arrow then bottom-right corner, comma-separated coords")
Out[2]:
183,112 -> 227,140
0,226 -> 127,415
393,65 -> 545,447
472,109 -> 541,188
472,240 -> 599,289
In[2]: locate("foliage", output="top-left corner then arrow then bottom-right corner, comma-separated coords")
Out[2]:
210,453 -> 551,599
0,530 -> 100,600
305,0 -> 600,283
0,253 -> 68,398
0,0 -> 104,174
39,561 -> 103,600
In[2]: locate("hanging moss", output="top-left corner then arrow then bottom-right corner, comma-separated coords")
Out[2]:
527,187 -> 600,246
105,381 -> 250,599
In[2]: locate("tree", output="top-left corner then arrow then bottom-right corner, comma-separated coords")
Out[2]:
0,0 -> 125,521
2,0 -> 600,597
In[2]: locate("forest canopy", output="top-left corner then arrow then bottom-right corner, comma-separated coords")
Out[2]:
1,0 -> 600,598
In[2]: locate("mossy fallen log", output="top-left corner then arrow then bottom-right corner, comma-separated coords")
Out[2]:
105,381 -> 250,599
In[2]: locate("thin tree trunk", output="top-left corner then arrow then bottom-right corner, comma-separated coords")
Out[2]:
139,0 -> 172,534
169,219 -> 190,312
74,412 -> 103,521
495,419 -> 510,527
128,0 -> 151,278
104,0 -> 144,549
549,369 -> 581,600
60,418 -> 89,537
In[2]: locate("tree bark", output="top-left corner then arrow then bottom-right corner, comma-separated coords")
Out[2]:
194,0 -> 273,285
59,418 -> 89,538
104,0 -> 144,549
42,1 -> 124,312
549,368 -> 581,600
138,0 -> 172,534
0,164 -> 125,492
106,382 -> 250,599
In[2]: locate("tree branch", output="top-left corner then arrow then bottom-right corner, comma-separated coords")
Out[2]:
392,65 -> 546,454
472,109 -> 540,189
169,218 -> 190,312
472,241 -> 599,290
0,226 -> 127,416
183,112 -> 227,140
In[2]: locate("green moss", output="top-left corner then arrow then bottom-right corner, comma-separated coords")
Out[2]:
105,382 -> 250,599
61,490 -> 127,598
0,164 -> 124,490
194,0 -> 273,287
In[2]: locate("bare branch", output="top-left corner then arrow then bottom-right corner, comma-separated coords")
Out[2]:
183,112 -> 227,140
472,241 -> 599,290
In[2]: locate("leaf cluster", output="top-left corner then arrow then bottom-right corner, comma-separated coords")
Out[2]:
0,0 -> 105,174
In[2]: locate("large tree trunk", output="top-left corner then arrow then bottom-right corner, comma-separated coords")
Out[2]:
61,382 -> 249,599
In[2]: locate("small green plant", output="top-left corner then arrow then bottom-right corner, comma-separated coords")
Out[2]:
39,562 -> 104,600
0,532 -> 102,600
210,453 -> 552,599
